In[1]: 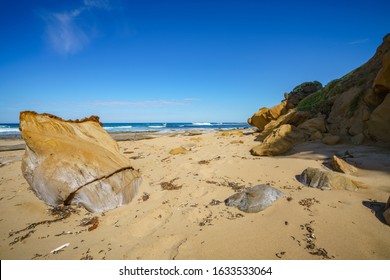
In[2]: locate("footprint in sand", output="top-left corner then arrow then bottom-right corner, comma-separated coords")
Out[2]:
129,208 -> 172,238
181,207 -> 213,225
126,234 -> 187,260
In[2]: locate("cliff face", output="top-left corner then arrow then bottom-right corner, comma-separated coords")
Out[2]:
248,33 -> 390,155
19,111 -> 142,212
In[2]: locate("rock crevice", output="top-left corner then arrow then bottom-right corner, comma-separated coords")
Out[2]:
19,111 -> 141,213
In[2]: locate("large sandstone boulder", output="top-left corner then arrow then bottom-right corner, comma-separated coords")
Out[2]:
298,167 -> 364,191
250,124 -> 304,156
19,111 -> 142,212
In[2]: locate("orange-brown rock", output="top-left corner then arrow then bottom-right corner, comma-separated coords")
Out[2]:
250,124 -> 304,156
367,94 -> 390,143
19,111 -> 141,212
169,147 -> 188,155
248,101 -> 287,131
374,51 -> 390,95
331,155 -> 357,174
322,134 -> 340,145
298,117 -> 327,134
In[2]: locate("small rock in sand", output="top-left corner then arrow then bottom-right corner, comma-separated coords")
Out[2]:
299,167 -> 364,191
331,155 -> 357,174
169,147 -> 188,155
224,184 -> 284,213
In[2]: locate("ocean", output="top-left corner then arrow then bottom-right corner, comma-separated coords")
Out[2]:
0,122 -> 250,137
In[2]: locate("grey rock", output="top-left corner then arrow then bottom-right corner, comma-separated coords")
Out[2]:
322,134 -> 340,145
298,167 -> 363,191
351,133 -> 364,145
224,184 -> 284,213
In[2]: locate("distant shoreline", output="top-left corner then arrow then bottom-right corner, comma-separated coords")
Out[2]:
0,128 -> 255,151
0,122 -> 250,139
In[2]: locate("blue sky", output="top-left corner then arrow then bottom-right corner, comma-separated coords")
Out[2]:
1,0 -> 389,123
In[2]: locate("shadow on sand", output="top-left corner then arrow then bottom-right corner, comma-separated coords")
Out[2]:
362,200 -> 389,226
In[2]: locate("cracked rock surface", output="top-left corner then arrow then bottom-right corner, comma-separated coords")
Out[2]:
19,111 -> 141,212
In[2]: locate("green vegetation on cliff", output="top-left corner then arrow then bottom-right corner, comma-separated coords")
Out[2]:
297,89 -> 328,112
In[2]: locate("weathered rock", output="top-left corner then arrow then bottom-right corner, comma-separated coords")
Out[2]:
351,133 -> 364,145
348,121 -> 364,136
220,130 -> 244,137
367,94 -> 390,143
322,134 -> 340,145
280,110 -> 311,127
255,111 -> 294,141
248,101 -> 287,131
310,131 -> 323,141
331,155 -> 357,174
248,107 -> 269,131
19,111 -> 142,212
364,88 -> 384,107
374,51 -> 390,95
255,110 -> 310,141
169,147 -> 188,155
298,167 -> 364,191
224,184 -> 284,213
384,196 -> 390,225
250,124 -> 304,156
298,117 -> 327,138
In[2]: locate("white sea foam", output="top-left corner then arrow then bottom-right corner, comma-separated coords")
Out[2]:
0,128 -> 20,133
192,122 -> 212,126
148,125 -> 165,128
103,125 -> 133,131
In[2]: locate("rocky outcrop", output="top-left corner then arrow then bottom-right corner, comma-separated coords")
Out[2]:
248,33 -> 390,151
367,94 -> 390,143
19,111 -> 141,213
250,124 -> 304,156
298,116 -> 327,140
374,51 -> 390,95
224,184 -> 284,213
256,110 -> 311,141
284,81 -> 323,109
248,101 -> 287,131
298,167 -> 364,191
331,155 -> 357,174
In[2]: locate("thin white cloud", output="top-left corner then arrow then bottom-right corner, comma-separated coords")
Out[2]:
84,0 -> 111,10
183,98 -> 201,101
45,9 -> 89,55
41,1 -> 112,55
348,38 -> 370,45
94,100 -> 188,107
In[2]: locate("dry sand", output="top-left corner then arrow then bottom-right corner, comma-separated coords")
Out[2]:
0,130 -> 389,260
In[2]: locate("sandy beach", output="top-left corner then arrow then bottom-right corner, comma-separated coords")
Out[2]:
0,129 -> 389,260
